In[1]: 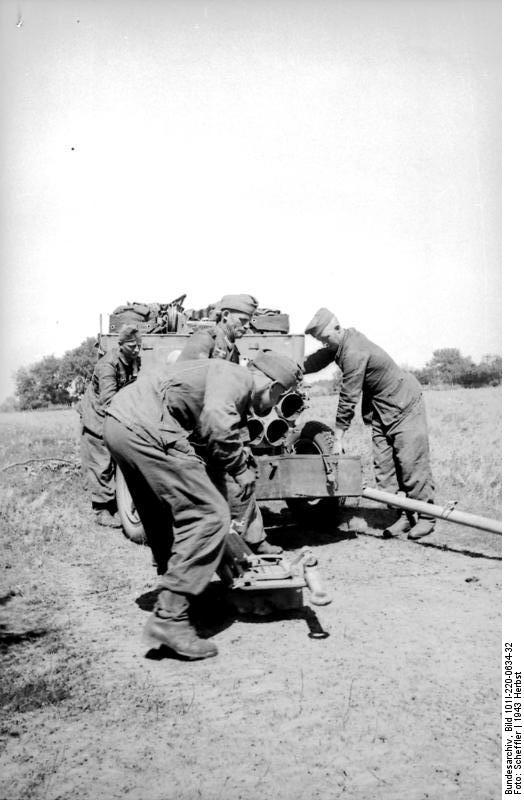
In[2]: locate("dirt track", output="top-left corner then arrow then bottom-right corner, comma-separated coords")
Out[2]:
0,509 -> 500,800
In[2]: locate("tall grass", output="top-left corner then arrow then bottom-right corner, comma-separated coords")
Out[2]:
301,387 -> 501,517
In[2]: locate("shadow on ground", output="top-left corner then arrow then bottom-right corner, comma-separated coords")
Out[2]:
264,504 -> 501,561
259,503 -> 395,548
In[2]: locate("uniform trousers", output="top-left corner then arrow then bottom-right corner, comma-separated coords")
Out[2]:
371,397 -> 435,512
80,426 -> 116,508
104,416 -> 228,595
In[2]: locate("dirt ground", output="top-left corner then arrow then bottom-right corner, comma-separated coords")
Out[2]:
0,397 -> 501,800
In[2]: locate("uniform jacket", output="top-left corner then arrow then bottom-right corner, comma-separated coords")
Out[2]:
79,349 -> 141,437
105,359 -> 253,476
177,326 -> 240,363
304,328 -> 422,430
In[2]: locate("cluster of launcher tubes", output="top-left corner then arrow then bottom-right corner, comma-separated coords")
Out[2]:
247,390 -> 307,447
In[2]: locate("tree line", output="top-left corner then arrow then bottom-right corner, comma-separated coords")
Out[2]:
3,338 -> 99,411
411,348 -> 502,388
1,343 -> 501,411
308,348 -> 502,396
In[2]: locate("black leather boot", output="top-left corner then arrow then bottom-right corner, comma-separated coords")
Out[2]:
143,590 -> 218,660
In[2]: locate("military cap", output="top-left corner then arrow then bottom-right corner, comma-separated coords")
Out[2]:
118,324 -> 141,343
305,307 -> 336,338
218,294 -> 258,315
251,350 -> 302,391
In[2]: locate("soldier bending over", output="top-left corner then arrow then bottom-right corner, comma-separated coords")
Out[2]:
103,350 -> 302,660
304,308 -> 436,540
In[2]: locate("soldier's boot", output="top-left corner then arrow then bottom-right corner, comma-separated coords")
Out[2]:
407,517 -> 436,540
251,540 -> 283,555
94,508 -> 122,528
143,590 -> 218,661
382,511 -> 415,539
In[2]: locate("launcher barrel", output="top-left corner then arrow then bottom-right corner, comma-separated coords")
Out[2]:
361,487 -> 502,535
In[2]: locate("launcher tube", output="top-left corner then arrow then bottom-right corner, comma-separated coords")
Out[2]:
276,391 -> 306,422
247,418 -> 265,446
362,487 -> 502,535
264,418 -> 290,446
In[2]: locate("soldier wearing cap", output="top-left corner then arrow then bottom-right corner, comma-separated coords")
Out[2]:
79,324 -> 142,528
177,293 -> 258,363
103,349 -> 302,661
176,292 -> 282,555
304,308 -> 436,540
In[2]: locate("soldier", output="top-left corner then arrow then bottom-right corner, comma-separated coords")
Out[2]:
304,308 -> 436,540
103,350 -> 302,660
79,324 -> 142,527
177,293 -> 258,363
177,292 -> 280,555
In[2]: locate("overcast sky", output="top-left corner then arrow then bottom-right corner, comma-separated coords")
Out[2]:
0,0 -> 500,400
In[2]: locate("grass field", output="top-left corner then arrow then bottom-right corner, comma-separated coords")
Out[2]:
0,388 -> 501,800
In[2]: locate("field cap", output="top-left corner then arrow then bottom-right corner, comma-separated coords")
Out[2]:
218,294 -> 258,315
251,350 -> 302,391
118,324 -> 141,343
305,307 -> 336,338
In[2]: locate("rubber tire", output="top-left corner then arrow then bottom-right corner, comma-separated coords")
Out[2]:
115,466 -> 147,544
285,420 -> 345,523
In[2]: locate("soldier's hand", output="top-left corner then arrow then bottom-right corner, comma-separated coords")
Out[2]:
234,468 -> 257,500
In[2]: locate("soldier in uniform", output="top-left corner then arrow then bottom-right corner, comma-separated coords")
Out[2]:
177,293 -> 258,363
103,350 -> 302,660
177,292 -> 280,555
79,324 -> 142,527
304,308 -> 436,540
